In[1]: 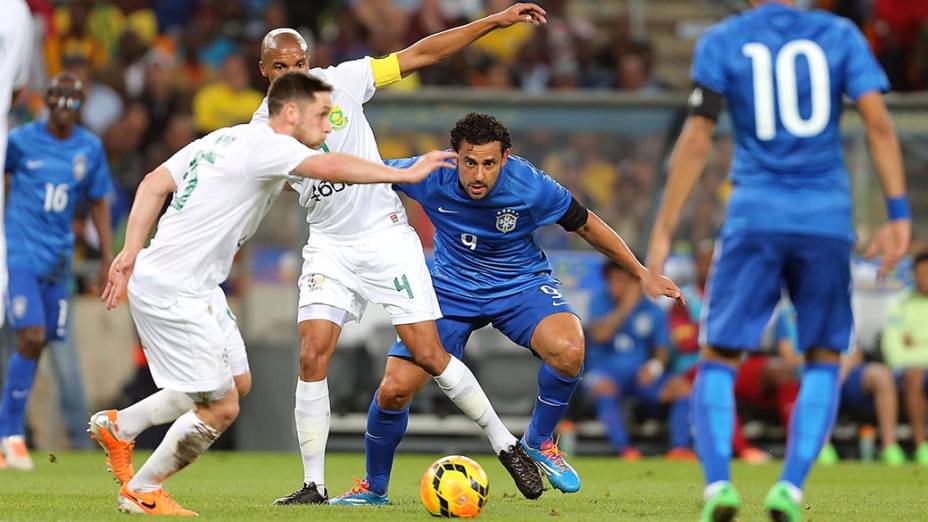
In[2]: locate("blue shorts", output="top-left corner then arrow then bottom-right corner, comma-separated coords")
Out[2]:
7,267 -> 70,341
840,365 -> 873,413
703,232 -> 853,353
388,276 -> 577,359
584,356 -> 668,405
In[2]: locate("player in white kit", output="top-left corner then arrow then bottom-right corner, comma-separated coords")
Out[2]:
251,4 -> 552,505
0,0 -> 33,333
91,73 -> 456,516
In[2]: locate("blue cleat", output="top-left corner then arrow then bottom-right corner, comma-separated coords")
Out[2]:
520,438 -> 581,493
329,479 -> 390,506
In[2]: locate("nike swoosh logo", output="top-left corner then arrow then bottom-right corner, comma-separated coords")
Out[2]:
437,207 -> 459,214
25,160 -> 43,169
552,301 -> 567,306
127,493 -> 156,510
11,390 -> 29,400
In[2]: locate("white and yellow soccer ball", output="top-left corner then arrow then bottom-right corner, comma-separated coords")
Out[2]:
420,455 -> 490,518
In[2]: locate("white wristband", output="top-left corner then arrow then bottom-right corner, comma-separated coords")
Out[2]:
646,359 -> 665,378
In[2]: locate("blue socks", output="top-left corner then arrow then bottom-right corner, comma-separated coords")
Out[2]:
668,397 -> 692,449
781,362 -> 840,490
524,363 -> 580,448
594,394 -> 629,452
364,392 -> 409,495
692,361 -> 736,484
0,353 -> 39,437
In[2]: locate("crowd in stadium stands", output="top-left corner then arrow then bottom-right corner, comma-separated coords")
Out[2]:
7,0 -> 928,457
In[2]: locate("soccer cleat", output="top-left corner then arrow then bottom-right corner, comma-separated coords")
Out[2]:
89,410 -> 135,484
620,447 -> 642,461
665,447 -> 697,461
117,484 -> 198,516
915,442 -> 928,466
817,442 -> 839,466
739,446 -> 771,465
763,482 -> 801,522
329,478 -> 390,506
273,482 -> 329,505
700,482 -> 741,522
520,438 -> 580,493
0,449 -> 7,469
881,443 -> 906,466
0,436 -> 34,471
497,443 -> 544,499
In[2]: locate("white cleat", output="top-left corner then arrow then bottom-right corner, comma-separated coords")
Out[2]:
1,436 -> 34,471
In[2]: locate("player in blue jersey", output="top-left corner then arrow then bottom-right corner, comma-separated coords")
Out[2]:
0,73 -> 113,470
330,112 -> 682,505
645,2 -> 911,521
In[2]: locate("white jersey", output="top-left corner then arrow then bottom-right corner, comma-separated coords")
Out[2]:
129,123 -> 318,306
0,0 -> 33,327
251,57 -> 407,241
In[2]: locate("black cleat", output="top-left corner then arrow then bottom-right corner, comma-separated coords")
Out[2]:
273,482 -> 329,505
498,443 -> 544,499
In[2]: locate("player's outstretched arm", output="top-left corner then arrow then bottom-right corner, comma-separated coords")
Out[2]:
574,210 -> 683,302
101,166 -> 177,310
645,114 -> 715,292
395,3 -> 546,76
858,92 -> 912,278
293,150 -> 455,184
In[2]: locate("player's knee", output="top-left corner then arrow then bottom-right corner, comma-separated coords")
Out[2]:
377,378 -> 415,410
546,337 -> 584,377
902,368 -> 925,390
234,373 -> 252,398
865,364 -> 893,391
17,328 -> 46,359
298,348 -> 331,380
590,378 -> 618,398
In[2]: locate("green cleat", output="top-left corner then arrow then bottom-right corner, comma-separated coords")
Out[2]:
881,443 -> 906,466
817,442 -> 839,466
764,482 -> 801,522
700,483 -> 741,522
915,442 -> 928,466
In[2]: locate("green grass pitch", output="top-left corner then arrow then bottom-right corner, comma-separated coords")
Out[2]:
1,450 -> 927,520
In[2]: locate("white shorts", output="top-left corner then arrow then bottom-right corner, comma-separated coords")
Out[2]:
297,226 -> 442,325
129,286 -> 248,393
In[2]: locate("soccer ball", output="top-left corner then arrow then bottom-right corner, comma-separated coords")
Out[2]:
420,455 -> 489,518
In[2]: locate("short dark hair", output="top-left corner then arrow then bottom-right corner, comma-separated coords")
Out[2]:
449,112 -> 512,152
914,251 -> 928,269
267,72 -> 333,116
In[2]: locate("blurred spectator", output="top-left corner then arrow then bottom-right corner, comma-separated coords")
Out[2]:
45,0 -> 108,76
584,261 -> 682,459
138,50 -> 189,146
192,53 -> 263,134
64,56 -> 123,135
881,251 -> 928,465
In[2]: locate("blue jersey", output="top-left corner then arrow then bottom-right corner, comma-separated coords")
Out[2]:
391,154 -> 572,299
692,3 -> 888,241
587,294 -> 670,370
5,121 -> 112,277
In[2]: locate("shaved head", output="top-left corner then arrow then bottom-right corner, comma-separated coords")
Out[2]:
259,28 -> 311,87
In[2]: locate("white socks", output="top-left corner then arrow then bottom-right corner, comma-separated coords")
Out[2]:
433,357 -> 517,454
295,378 -> 330,491
127,411 -> 220,492
117,390 -> 195,441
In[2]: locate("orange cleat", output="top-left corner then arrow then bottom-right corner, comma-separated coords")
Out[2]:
1,436 -> 34,470
620,447 -> 642,461
0,448 -> 8,469
664,447 -> 698,461
89,410 -> 135,484
738,446 -> 771,465
118,484 -> 198,516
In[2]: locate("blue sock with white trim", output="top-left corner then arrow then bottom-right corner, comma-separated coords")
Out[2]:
524,363 -> 580,448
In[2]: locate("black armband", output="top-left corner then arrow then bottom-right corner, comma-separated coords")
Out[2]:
557,196 -> 589,232
687,82 -> 723,121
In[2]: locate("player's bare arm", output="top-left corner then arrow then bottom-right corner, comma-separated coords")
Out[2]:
574,210 -> 683,302
396,3 -> 546,76
645,114 -> 716,297
101,166 -> 177,310
293,150 -> 455,185
89,196 -> 113,294
857,91 -> 912,277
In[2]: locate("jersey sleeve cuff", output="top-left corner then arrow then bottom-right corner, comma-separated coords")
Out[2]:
370,53 -> 402,88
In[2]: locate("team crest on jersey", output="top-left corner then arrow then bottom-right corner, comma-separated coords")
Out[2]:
12,296 -> 27,319
73,153 -> 87,181
329,106 -> 348,131
495,209 -> 519,233
302,273 -> 326,291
